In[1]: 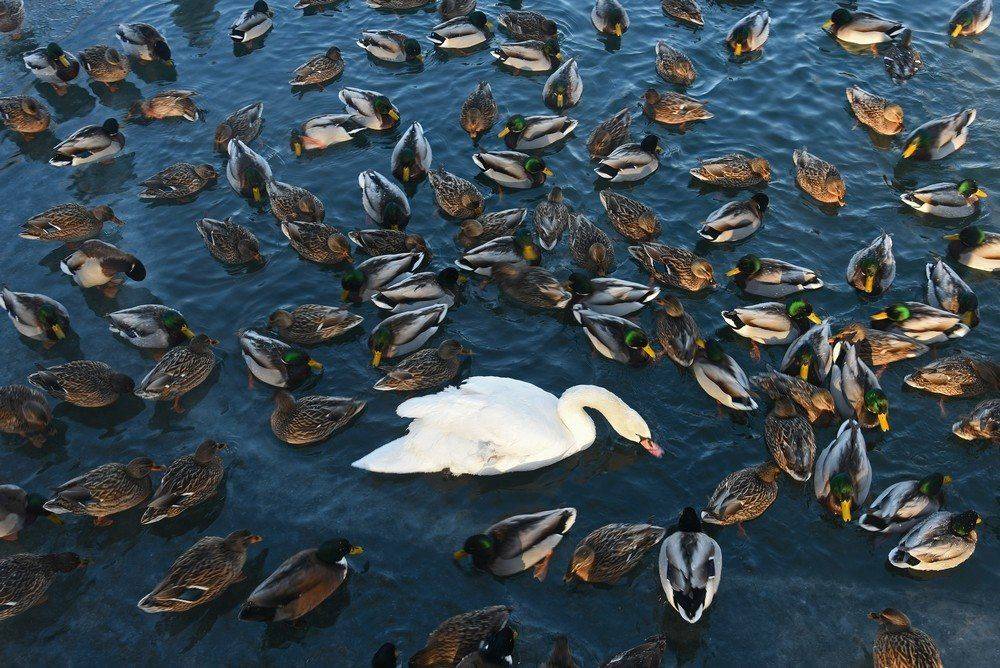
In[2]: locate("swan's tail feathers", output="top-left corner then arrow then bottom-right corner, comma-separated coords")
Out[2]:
351,434 -> 444,474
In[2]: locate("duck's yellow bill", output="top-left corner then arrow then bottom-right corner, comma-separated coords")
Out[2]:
341,289 -> 350,301
402,166 -> 410,182
47,514 -> 65,526
371,350 -> 382,367
498,126 -> 510,138
870,311 -> 889,320
453,549 -> 468,560
614,24 -> 622,37
59,55 -> 70,67
181,325 -> 196,339
643,345 -> 656,360
943,233 -> 960,241
943,474 -> 953,484
864,274 -> 875,293
308,360 -> 323,371
733,43 -> 743,56
251,186 -> 261,202
809,312 -> 823,324
51,324 -> 65,339
799,361 -> 810,381
543,167 -> 554,176
349,545 -> 364,556
974,189 -> 987,198
822,20 -> 833,30
725,267 -> 742,276
902,142 -> 918,158
840,499 -> 852,522
877,412 -> 889,432
388,109 -> 400,121
556,93 -> 564,108
523,246 -> 540,262
695,338 -> 706,349
951,24 -> 963,37
293,142 -> 302,157
960,310 -> 976,326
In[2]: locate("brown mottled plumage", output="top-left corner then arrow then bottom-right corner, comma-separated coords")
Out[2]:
952,398 -> 1000,441
128,90 -> 201,122
20,203 -> 123,242
629,242 -> 715,291
460,81 -> 499,142
270,391 -> 365,445
587,107 -> 631,160
544,635 -> 579,668
268,304 -> 363,345
78,45 -> 130,89
373,340 -> 469,391
846,86 -> 903,136
141,440 -> 226,524
643,89 -> 711,127
568,214 -> 615,275
793,149 -> 846,205
0,552 -> 87,621
410,605 -> 513,667
134,334 -> 218,412
139,162 -> 217,200
290,46 -> 344,87
428,166 -> 485,218
702,462 -> 780,526
267,179 -> 325,224
564,523 -> 665,584
0,95 -> 50,136
492,263 -> 571,309
904,354 -> 1000,397
28,360 -> 133,407
349,229 -> 429,257
870,609 -> 943,668
599,190 -> 659,241
214,101 -> 264,152
655,296 -> 700,367
751,369 -> 835,423
690,153 -> 771,188
458,208 -> 526,248
654,40 -> 696,86
196,217 -> 262,265
764,399 -> 816,482
43,457 -> 161,525
281,221 -> 351,265
831,323 -> 928,367
0,385 -> 51,445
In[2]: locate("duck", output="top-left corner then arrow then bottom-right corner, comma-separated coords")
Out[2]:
662,0 -> 703,27
373,339 -> 470,391
830,343 -> 891,431
752,369 -> 836,424
493,264 -> 571,309
599,190 -> 659,242
372,268 -> 465,312
498,10 -> 557,41
352,376 -> 661,474
138,531 -> 261,613
128,90 -> 202,122
77,45 -> 130,91
290,46 -> 344,88
1,288 -> 70,345
430,11 -> 494,49
240,539 -> 362,622
342,252 -> 426,302
944,225 -> 1000,271
888,510 -> 980,571
901,109 -> 976,160
439,0 -> 475,20
43,457 -> 162,526
847,233 -> 895,295
366,0 -> 431,9
543,636 -> 577,667
457,622 -> 517,668
225,139 -> 272,203
643,89 -> 711,128
22,43 -> 80,94
0,95 -> 51,137
952,398 -> 999,441
282,221 -> 351,265
779,319 -> 834,383
0,0 -> 24,39
50,118 -> 125,167
348,229 -> 429,257
702,462 -> 781,528
497,114 -> 577,151
368,304 -> 448,366
270,391 -> 365,445
214,101 -> 264,152
473,151 -> 552,189
566,273 -> 659,317
901,180 -> 987,218
391,122 -> 432,183
859,473 -> 950,534
846,86 -> 903,136
340,87 -> 399,130
60,239 -> 145,296
116,23 -> 172,64
492,39 -> 562,72
564,523 -> 665,584
139,162 -> 217,201
654,40 -> 696,86
793,149 -> 846,206
0,553 -> 87,622
722,298 -> 822,352
829,323 -> 929,367
629,243 -> 715,291
230,1 -> 274,43
108,304 -> 194,349
595,134 -> 661,182
764,399 -> 816,481
568,214 -> 615,275
870,302 -> 969,343
196,217 -> 262,265
359,170 -> 411,229
543,58 -> 582,110
727,10 -> 770,55
268,304 -> 363,345
822,9 -> 904,44
454,508 -> 576,580
28,360 -> 133,408
814,420 -> 871,522
0,385 -> 51,445
267,179 -> 325,224
428,166 -> 485,218
692,339 -> 756,411
410,606 -> 513,668
460,81 -> 499,142
1,485 -> 59,542
603,637 -> 668,667
949,0 -> 993,36
535,187 -> 571,249
141,440 -> 226,524
135,334 -> 218,412
372,643 -> 399,668
690,153 -> 771,188
904,354 -> 999,397
726,254 -> 823,298
587,107 -> 631,160
869,609 -> 944,668
654,296 -> 700,367
698,193 -> 768,243
883,29 -> 923,82
573,307 -> 656,366
659,507 -> 722,624
357,29 -> 423,62
592,0 -> 628,37
237,329 -> 323,389
458,208 -> 526,248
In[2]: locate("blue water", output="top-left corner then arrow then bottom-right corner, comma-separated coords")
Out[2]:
1,0 -> 997,664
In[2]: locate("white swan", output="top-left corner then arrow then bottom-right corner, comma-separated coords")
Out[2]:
351,376 -> 662,475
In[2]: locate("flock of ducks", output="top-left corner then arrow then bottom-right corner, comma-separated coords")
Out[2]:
0,0 -> 996,665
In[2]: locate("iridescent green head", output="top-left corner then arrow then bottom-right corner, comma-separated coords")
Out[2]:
917,473 -> 951,496
949,510 -> 981,537
455,533 -> 495,569
317,538 -> 362,565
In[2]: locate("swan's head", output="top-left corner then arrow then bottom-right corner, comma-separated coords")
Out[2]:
610,403 -> 662,458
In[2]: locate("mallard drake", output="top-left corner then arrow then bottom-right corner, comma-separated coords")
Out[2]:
859,473 -> 950,534
271,391 -> 365,445
429,166 -> 485,218
793,148 -> 846,206
692,339 -> 756,410
0,0 -> 23,38
0,95 -> 50,137
373,339 -> 470,391
1,485 -> 58,541
654,296 -> 699,367
268,304 -> 363,345
439,0 -> 475,19
722,299 -> 822,350
870,302 -> 969,343
567,274 -> 658,317
77,45 -> 130,90
780,319 -> 834,383
1,288 -> 69,345
391,122 -> 432,184
44,457 -> 162,525
654,40 -> 696,86
698,193 -> 768,243
822,9 -> 904,44
454,508 -> 576,580
279,217 -> 342,260
944,225 -> 1000,271
457,622 -> 516,667
543,58 -> 582,110
659,507 -> 721,624
473,150 -> 552,189
595,134 -> 661,182
534,187 -> 570,250
135,334 -> 218,412
430,11 -> 494,49
902,180 -> 986,218
846,86 -> 903,136
359,170 -> 411,229
357,29 -> 423,62
829,323 -> 929,367
904,354 -> 999,397
60,239 -> 145,295
901,109 -> 976,160
458,208 -> 526,248
267,179 -> 325,224
372,268 -> 465,312
0,553 -> 87,621
290,46 -> 344,88
702,462 -> 781,527
128,90 -> 201,122
870,609 -> 943,668
952,398 -> 999,441
28,361 -> 132,408
629,243 -> 714,291
587,107 -> 631,160
726,254 -> 823,298
139,162 -> 217,201
662,0 -> 702,26
196,217 -> 262,265
348,229 -> 428,257
138,531 -> 261,613
603,636 -> 667,666
492,39 -> 561,72
240,539 -> 363,621
214,101 -> 264,152
0,385 -> 51,445
753,369 -> 835,424
494,263 -> 571,309
340,87 -> 399,130
568,214 -> 615,275
231,1 -> 274,42
410,606 -> 513,667
764,399 -> 816,481
643,89 -> 711,128
226,138 -> 272,202
456,231 -> 540,275
599,190 -> 659,242
814,420 -> 871,522
116,23 -> 172,64
343,251 -> 426,302
23,43 -> 80,94
882,29 -> 923,82
727,10 -> 770,55
141,440 -> 226,524
368,303 -> 448,365
830,343 -> 890,431
460,81 -> 499,142
108,304 -> 194,349
20,203 -> 122,242
847,233 -> 895,295
237,329 -> 323,388
592,0 -> 628,37
690,153 -> 771,188
499,10 -> 556,41
497,114 -> 576,151
50,118 -> 125,167
949,0 -> 993,36
888,510 -> 980,571
564,523 -> 665,584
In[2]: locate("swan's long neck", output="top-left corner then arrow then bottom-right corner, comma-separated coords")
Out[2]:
556,385 -> 627,447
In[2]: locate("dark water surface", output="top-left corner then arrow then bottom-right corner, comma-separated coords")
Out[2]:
1,0 -> 998,665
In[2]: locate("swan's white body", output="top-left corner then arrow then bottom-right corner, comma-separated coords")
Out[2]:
351,376 -> 658,475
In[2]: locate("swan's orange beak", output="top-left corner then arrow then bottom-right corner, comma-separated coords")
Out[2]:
640,437 -> 663,458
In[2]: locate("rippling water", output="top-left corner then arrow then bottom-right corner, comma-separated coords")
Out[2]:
1,0 -> 998,664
